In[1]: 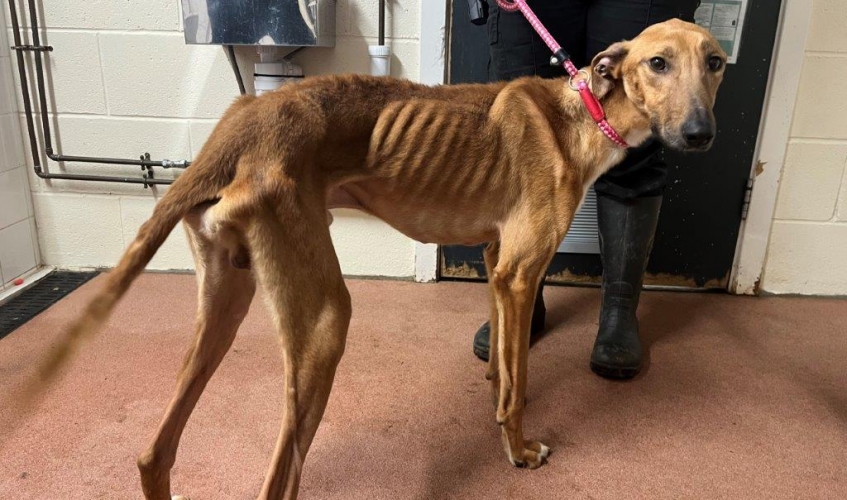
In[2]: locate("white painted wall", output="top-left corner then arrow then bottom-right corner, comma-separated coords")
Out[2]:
7,0 -> 420,277
0,4 -> 39,292
761,0 -> 847,295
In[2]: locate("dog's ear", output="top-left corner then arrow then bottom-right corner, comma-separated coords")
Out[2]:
590,42 -> 629,98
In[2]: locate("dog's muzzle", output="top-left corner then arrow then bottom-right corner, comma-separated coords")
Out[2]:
681,109 -> 715,150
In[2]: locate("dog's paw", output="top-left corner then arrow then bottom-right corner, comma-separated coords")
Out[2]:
510,441 -> 551,470
172,496 -> 191,500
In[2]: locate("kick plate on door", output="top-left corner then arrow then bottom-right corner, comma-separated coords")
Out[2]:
558,190 -> 600,254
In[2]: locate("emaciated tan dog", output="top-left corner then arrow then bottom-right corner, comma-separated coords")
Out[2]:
33,19 -> 725,500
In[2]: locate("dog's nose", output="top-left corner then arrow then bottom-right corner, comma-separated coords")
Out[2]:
682,119 -> 715,148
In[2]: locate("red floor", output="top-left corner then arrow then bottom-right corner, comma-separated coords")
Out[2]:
1,274 -> 846,499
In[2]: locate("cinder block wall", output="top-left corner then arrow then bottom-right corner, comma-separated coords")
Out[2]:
5,0 -> 419,277
762,0 -> 847,295
0,10 -> 39,291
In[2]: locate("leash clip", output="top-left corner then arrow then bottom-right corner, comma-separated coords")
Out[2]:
568,69 -> 591,91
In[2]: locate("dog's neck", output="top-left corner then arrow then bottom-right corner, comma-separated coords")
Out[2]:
547,77 -> 652,188
598,83 -> 652,147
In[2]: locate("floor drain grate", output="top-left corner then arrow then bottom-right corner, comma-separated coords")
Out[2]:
0,271 -> 100,341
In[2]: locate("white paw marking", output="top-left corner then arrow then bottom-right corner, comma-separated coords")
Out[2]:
539,443 -> 550,459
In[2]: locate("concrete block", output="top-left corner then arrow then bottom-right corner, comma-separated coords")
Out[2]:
806,0 -> 847,53
21,164 -> 34,217
0,166 -> 29,229
27,214 -> 40,269
54,115 -> 191,164
16,113 -> 44,192
0,114 -> 13,172
7,31 -> 107,115
837,168 -> 847,221
387,39 -> 419,80
337,0 -> 352,35
0,8 -> 8,53
99,33 -> 241,118
0,58 -> 16,115
0,113 -> 23,172
188,120 -> 217,157
294,38 -> 419,80
762,221 -> 847,295
346,0 -> 420,39
774,141 -> 847,221
791,54 -> 847,140
120,196 -> 194,271
32,192 -> 125,268
14,0 -> 179,31
329,209 -> 414,277
0,217 -> 37,281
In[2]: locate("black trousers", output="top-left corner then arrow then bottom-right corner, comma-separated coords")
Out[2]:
488,0 -> 700,199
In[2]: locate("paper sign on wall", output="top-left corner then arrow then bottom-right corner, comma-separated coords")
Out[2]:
694,0 -> 749,64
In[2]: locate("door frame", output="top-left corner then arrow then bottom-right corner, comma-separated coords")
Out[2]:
417,0 -> 813,292
414,0 -> 449,282
729,0 -> 813,295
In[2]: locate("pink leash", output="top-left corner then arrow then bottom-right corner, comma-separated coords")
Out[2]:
494,0 -> 629,148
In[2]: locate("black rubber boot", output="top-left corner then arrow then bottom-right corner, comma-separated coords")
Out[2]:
473,281 -> 546,361
590,194 -> 662,380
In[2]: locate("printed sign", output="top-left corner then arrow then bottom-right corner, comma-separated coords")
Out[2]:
694,0 -> 749,64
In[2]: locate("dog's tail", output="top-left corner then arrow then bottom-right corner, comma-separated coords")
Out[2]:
34,170 -> 214,383
27,97 -> 255,394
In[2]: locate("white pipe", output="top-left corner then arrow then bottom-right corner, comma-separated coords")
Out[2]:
368,45 -> 391,77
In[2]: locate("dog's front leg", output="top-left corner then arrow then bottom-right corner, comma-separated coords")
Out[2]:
483,241 -> 502,407
489,215 -> 567,469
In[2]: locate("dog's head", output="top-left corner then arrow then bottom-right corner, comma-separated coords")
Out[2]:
591,19 -> 727,151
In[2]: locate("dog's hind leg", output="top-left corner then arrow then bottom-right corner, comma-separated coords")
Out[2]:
137,212 -> 256,500
248,193 -> 352,500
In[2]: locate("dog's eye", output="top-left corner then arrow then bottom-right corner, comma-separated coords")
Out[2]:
708,56 -> 724,72
649,57 -> 667,72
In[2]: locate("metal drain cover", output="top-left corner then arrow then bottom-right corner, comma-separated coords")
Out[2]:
0,271 -> 99,340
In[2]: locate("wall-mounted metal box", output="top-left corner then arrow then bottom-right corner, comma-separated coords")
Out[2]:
181,0 -> 335,47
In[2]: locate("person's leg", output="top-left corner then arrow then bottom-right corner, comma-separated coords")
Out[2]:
584,0 -> 700,378
473,0 -> 589,361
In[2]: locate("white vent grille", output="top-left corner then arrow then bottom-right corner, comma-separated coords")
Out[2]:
558,190 -> 600,254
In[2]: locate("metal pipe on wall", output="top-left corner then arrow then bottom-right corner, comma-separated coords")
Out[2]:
6,0 -> 42,172
379,0 -> 385,46
226,45 -> 247,95
7,0 -> 188,187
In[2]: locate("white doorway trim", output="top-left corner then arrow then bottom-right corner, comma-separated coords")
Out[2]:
414,0 -> 449,282
729,0 -> 813,295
